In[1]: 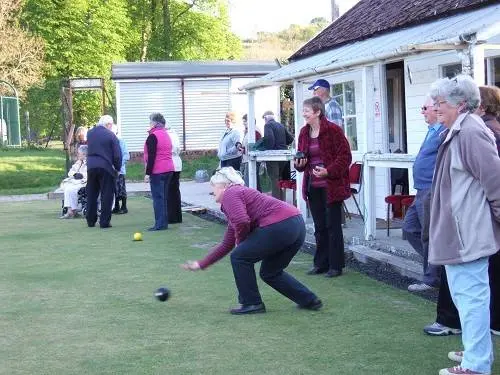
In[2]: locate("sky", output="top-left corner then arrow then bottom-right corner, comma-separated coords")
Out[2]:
228,0 -> 360,38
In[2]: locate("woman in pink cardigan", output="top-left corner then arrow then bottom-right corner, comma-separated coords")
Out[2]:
182,167 -> 321,315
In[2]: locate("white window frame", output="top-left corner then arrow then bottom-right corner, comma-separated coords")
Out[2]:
440,63 -> 462,78
331,80 -> 358,151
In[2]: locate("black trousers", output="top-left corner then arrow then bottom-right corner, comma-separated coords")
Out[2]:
86,168 -> 115,228
308,186 -> 345,271
168,171 -> 182,224
230,215 -> 318,306
436,251 -> 500,330
221,156 -> 242,171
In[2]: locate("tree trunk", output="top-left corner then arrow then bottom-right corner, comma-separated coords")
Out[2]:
162,0 -> 172,60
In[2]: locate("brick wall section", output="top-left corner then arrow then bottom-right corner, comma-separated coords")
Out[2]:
291,0 -> 496,60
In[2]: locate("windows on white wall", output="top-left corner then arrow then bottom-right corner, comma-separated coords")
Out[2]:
441,63 -> 462,79
332,81 -> 358,150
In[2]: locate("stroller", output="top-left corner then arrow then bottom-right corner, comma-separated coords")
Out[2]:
61,187 -> 88,217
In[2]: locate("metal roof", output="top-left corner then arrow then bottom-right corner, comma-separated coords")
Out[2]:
112,61 -> 280,80
291,0 -> 497,60
243,4 -> 500,90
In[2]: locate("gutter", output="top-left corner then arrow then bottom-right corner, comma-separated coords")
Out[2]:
241,34 -> 473,91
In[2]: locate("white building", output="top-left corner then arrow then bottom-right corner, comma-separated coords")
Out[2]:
111,61 -> 281,152
243,0 -> 500,239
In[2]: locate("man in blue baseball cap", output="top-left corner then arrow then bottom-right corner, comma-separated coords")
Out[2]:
308,79 -> 344,129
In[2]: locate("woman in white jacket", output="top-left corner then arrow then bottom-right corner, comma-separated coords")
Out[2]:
166,124 -> 183,223
60,145 -> 88,218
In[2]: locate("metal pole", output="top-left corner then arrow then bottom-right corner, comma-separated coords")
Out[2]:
181,78 -> 186,151
101,78 -> 105,113
25,111 -> 31,145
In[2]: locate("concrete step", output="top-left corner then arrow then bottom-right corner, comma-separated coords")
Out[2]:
192,205 -> 426,284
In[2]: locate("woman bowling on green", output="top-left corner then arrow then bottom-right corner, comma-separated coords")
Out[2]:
182,167 -> 322,315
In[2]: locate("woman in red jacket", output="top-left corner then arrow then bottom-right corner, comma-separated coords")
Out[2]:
295,96 -> 352,278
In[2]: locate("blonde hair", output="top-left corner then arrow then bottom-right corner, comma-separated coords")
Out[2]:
225,112 -> 237,123
75,126 -> 87,142
210,167 -> 244,186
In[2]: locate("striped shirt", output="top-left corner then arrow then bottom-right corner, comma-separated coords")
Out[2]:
325,98 -> 344,129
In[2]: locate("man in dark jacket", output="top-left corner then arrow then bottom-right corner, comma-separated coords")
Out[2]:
262,110 -> 293,199
86,115 -> 122,228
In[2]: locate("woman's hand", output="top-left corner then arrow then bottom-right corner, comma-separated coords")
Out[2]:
181,260 -> 201,271
144,175 -> 150,183
294,158 -> 308,169
312,166 -> 328,178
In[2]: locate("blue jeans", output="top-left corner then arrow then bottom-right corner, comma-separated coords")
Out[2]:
446,257 -> 493,373
149,172 -> 173,229
230,215 -> 318,306
403,189 -> 439,286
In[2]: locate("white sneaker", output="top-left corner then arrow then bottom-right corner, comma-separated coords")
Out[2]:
491,329 -> 500,336
448,351 -> 463,363
423,322 -> 462,336
408,283 -> 434,292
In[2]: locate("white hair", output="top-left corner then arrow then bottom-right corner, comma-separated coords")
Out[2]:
98,115 -> 114,127
429,74 -> 480,113
210,167 -> 244,186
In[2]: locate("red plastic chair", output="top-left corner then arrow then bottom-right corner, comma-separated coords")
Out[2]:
384,194 -> 415,236
346,162 -> 364,221
278,171 -> 296,203
401,196 -> 415,218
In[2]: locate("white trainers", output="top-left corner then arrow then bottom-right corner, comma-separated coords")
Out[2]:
448,351 -> 463,363
439,365 -> 490,374
491,328 -> 500,336
408,283 -> 434,292
424,322 -> 462,336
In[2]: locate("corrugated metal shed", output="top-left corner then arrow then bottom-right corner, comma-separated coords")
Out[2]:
112,61 -> 279,80
183,79 -> 231,150
243,4 -> 500,90
117,81 -> 184,152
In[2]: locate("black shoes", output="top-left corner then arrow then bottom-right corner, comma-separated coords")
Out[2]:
230,303 -> 266,315
119,208 -> 128,214
100,224 -> 112,229
325,269 -> 342,278
112,208 -> 120,214
298,298 -> 323,311
306,267 -> 327,275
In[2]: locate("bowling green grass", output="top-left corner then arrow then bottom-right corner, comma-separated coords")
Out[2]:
1,198 -> 499,375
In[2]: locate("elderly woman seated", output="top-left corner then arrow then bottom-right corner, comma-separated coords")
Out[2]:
60,145 -> 88,219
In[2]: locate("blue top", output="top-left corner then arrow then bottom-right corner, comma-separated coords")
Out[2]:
87,126 -> 122,176
325,98 -> 343,129
118,138 -> 130,175
413,122 -> 446,190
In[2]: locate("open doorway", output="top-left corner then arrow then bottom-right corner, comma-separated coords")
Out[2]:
386,61 -> 407,154
385,61 -> 409,218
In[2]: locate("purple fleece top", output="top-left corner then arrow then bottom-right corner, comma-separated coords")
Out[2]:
198,185 -> 301,269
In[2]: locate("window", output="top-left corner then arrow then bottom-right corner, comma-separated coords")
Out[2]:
441,63 -> 462,79
488,57 -> 500,87
331,81 -> 358,150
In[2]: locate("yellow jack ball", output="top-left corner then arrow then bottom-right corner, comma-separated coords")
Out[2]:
133,232 -> 143,241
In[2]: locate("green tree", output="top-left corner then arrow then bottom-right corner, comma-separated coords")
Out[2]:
21,0 -> 131,137
0,0 -> 44,96
126,0 -> 241,61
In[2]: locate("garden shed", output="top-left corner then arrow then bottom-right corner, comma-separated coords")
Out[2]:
111,61 -> 280,152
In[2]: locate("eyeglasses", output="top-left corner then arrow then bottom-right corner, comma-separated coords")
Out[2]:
433,100 -> 448,108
